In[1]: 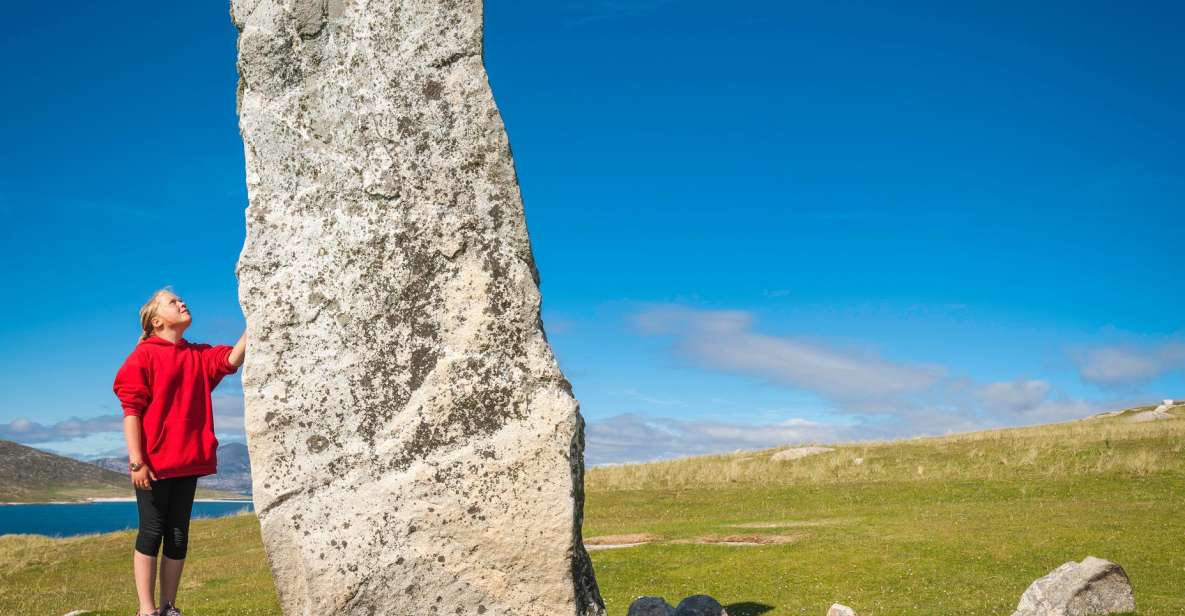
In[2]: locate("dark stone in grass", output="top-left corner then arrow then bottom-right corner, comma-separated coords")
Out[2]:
628,596 -> 675,616
674,594 -> 728,616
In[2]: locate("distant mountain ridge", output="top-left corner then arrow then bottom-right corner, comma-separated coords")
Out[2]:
0,439 -> 249,503
89,441 -> 254,496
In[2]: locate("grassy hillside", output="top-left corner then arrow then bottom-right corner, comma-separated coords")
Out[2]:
586,403 -> 1185,491
0,439 -> 130,502
0,405 -> 1182,615
0,440 -> 246,502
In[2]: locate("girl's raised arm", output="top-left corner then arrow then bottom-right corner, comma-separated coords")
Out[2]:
228,330 -> 247,368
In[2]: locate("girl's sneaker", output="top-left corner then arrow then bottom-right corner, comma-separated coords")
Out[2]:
161,602 -> 183,616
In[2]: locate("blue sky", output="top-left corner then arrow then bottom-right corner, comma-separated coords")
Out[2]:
1,1 -> 1182,465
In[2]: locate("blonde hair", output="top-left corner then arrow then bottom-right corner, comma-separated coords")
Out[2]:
138,286 -> 177,343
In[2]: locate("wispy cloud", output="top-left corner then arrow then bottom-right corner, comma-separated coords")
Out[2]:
0,414 -> 124,444
584,413 -> 865,465
1070,342 -> 1185,388
631,304 -> 945,401
974,378 -> 1105,424
212,392 -> 246,438
617,304 -> 1134,459
976,379 -> 1051,413
542,316 -> 575,335
1,393 -> 248,447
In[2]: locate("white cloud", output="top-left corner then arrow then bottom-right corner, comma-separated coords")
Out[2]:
584,413 -> 864,466
0,414 -> 123,444
212,392 -> 246,438
974,378 -> 1107,424
976,379 -> 1051,413
33,432 -> 131,459
618,305 -> 1145,459
630,304 -> 945,401
0,392 -> 247,447
1072,342 -> 1185,387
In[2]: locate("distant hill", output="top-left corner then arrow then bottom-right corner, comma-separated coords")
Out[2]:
586,402 -> 1185,491
0,440 -> 248,503
90,441 -> 253,495
0,439 -> 131,502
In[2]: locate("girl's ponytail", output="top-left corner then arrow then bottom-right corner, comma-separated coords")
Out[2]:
138,286 -> 175,343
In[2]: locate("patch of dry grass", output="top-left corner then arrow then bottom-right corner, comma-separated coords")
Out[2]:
584,533 -> 658,545
671,533 -> 806,545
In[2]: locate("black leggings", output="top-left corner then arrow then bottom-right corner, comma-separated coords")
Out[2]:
135,475 -> 199,560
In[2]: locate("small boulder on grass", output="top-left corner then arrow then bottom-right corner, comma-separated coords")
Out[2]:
628,596 -> 675,616
827,604 -> 858,616
1011,556 -> 1136,616
674,594 -> 729,616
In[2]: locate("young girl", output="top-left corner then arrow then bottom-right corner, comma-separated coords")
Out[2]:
113,287 -> 247,616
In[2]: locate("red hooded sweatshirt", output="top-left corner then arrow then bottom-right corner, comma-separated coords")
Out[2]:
112,335 -> 239,479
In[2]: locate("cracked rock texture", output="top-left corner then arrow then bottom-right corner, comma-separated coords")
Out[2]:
1011,556 -> 1135,616
231,1 -> 605,614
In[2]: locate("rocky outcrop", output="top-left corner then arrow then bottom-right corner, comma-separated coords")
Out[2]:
1011,556 -> 1135,616
231,0 -> 604,614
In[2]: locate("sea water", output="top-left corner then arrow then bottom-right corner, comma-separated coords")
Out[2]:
0,500 -> 254,537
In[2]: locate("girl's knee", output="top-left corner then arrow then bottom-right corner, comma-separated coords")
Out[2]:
135,530 -> 163,557
162,525 -> 189,560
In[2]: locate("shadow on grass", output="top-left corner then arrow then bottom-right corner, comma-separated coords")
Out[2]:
725,602 -> 775,616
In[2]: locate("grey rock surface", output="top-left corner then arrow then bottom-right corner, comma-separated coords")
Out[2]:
628,596 -> 675,616
231,1 -> 604,614
1011,556 -> 1135,616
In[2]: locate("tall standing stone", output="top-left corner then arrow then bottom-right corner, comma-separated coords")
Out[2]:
231,1 -> 605,614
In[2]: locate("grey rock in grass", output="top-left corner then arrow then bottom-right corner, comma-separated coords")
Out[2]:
674,594 -> 729,616
231,0 -> 604,614
628,596 -> 676,616
1011,556 -> 1135,616
827,604 -> 858,616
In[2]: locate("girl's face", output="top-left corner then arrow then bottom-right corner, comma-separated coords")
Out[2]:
153,292 -> 192,331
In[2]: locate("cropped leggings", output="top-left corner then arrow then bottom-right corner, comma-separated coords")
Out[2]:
134,475 -> 199,559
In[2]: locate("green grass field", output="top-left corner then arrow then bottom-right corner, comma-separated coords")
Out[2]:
1,405 -> 1181,615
